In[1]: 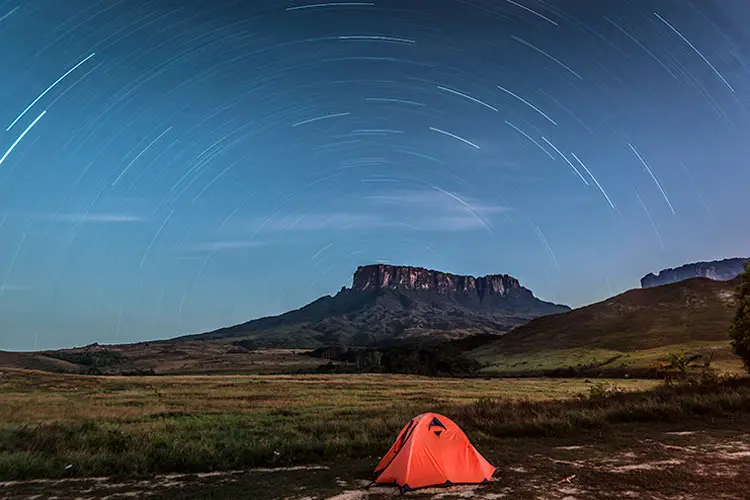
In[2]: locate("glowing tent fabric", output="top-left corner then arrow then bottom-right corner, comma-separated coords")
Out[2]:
373,413 -> 495,491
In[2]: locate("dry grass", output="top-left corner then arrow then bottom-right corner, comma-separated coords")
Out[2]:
1,369 -> 656,423
0,343 -> 324,375
4,369 -> 750,483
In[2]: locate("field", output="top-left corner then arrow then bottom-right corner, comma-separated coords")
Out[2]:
474,341 -> 745,376
3,368 -> 750,498
0,343 -> 324,375
1,369 -> 659,479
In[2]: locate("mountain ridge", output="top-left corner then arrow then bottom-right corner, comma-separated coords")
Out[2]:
170,264 -> 570,348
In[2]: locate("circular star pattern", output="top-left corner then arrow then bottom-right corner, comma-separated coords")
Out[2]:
0,0 -> 748,349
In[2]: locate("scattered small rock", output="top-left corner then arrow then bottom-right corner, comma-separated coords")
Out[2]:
508,466 -> 529,473
610,459 -> 683,473
324,491 -> 369,500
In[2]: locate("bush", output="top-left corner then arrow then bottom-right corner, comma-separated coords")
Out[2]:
454,377 -> 750,439
587,381 -> 624,399
730,261 -> 750,372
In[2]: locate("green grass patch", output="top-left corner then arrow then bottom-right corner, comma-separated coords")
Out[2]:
476,342 -> 745,377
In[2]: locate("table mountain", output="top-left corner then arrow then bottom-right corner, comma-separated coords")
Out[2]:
641,258 -> 747,288
171,264 -> 570,348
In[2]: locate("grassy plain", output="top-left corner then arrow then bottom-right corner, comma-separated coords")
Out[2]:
5,368 -> 750,485
0,369 -> 657,480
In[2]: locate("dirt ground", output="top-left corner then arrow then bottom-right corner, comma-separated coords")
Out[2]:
2,419 -> 749,500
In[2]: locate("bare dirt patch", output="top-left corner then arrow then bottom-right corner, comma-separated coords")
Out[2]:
2,420 -> 748,500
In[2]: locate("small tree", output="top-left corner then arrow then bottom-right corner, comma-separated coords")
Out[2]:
730,261 -> 750,372
667,352 -> 703,378
658,351 -> 710,385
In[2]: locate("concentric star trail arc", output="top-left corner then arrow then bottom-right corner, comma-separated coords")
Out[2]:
0,0 -> 745,350
628,143 -> 675,215
429,127 -> 481,150
6,53 -> 95,131
0,110 -> 47,169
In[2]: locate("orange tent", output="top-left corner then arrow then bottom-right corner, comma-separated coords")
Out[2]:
373,412 -> 495,491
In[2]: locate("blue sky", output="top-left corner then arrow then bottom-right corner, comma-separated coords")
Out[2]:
1,0 -> 749,351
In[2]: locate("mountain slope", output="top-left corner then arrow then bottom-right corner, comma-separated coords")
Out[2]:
0,351 -> 83,373
171,264 -> 570,348
470,276 -> 742,375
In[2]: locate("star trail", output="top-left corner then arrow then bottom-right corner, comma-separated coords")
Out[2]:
0,0 -> 749,350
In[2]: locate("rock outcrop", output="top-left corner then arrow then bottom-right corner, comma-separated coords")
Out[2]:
641,258 -> 747,288
352,264 -> 523,297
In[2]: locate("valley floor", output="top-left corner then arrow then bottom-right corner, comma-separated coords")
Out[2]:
2,419 -> 749,499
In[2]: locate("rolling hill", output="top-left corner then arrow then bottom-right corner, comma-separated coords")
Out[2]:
0,350 -> 83,373
469,276 -> 743,375
0,343 -> 325,375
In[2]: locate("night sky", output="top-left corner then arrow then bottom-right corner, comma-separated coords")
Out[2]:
1,0 -> 748,351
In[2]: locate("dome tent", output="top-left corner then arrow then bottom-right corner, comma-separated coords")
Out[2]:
373,412 -> 495,492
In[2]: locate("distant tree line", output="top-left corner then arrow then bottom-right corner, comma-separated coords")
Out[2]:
307,344 -> 482,377
45,348 -> 127,369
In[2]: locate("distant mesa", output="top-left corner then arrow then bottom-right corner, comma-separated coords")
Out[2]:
170,263 -> 570,349
641,258 -> 748,288
352,264 -> 548,304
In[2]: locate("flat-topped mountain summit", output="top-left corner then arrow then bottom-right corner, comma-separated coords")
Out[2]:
351,264 -> 555,309
171,264 -> 570,348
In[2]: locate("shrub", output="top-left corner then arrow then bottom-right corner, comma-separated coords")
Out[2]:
730,261 -> 750,372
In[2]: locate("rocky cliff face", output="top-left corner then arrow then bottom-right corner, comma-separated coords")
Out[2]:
641,258 -> 747,288
352,264 -> 527,299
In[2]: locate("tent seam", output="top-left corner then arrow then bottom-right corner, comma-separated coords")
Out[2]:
403,415 -> 421,485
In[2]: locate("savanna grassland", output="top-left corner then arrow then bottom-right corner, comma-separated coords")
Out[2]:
0,369 -> 661,479
2,369 -> 750,498
3,367 -> 750,486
